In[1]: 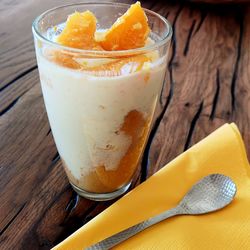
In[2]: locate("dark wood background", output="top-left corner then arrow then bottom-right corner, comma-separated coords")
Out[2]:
1,0 -> 250,249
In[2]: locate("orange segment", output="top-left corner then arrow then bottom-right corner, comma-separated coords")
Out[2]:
81,54 -> 151,76
57,11 -> 102,50
46,50 -> 82,70
99,2 -> 150,50
47,49 -> 151,74
95,110 -> 150,189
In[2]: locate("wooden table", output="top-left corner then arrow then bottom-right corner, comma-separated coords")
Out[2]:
1,0 -> 250,249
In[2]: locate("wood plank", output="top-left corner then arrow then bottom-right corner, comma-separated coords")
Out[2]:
0,84 -> 57,232
148,4 -> 250,175
233,5 -> 250,154
0,0 -> 250,249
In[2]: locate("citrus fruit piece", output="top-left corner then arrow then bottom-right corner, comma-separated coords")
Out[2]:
95,110 -> 150,189
45,50 -> 81,70
81,54 -> 151,76
99,1 -> 150,50
57,11 -> 102,50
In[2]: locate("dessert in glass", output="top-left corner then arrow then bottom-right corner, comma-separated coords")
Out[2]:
32,2 -> 172,200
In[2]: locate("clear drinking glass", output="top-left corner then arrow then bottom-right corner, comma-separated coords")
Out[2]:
32,2 -> 172,201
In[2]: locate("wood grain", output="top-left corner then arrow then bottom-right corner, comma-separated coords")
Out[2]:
0,1 -> 250,249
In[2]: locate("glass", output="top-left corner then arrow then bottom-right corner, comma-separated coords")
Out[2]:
32,2 -> 172,201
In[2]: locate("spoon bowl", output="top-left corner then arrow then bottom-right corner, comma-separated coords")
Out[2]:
179,174 -> 237,214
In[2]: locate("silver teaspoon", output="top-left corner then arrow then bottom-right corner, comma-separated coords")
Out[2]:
86,174 -> 237,250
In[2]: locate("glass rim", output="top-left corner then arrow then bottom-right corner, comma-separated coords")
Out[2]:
32,1 -> 172,57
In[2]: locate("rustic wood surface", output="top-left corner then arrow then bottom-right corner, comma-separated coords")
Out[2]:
0,0 -> 250,249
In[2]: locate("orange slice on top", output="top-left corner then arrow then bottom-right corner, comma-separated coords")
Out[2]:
99,2 -> 150,51
57,11 -> 102,50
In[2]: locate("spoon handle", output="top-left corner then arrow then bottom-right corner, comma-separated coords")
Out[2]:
86,207 -> 179,250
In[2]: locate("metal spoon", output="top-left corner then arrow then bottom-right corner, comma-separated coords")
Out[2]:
86,174 -> 237,250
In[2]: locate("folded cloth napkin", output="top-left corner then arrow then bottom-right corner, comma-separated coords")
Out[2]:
53,123 -> 250,250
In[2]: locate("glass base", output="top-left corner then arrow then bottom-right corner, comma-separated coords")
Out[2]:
70,182 -> 131,201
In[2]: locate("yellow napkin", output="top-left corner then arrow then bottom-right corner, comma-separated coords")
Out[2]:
53,123 -> 250,250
